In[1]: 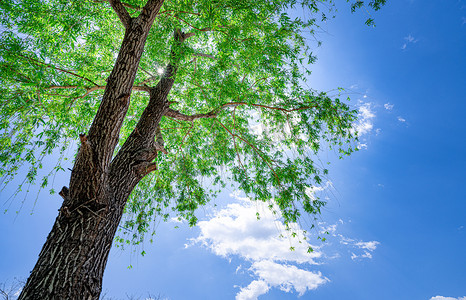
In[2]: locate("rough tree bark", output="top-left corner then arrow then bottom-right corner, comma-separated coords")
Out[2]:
18,1 -> 174,299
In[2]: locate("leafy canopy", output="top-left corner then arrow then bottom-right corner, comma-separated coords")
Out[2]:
0,0 -> 385,244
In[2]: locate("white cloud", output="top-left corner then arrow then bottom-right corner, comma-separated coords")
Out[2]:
405,34 -> 416,43
305,181 -> 332,201
337,234 -> 379,260
236,280 -> 270,300
192,196 -> 325,298
170,217 -> 183,223
430,296 -> 466,300
350,101 -> 376,149
353,102 -> 375,136
351,251 -> 373,260
401,34 -> 418,50
251,261 -> 328,296
236,264 -> 243,274
320,224 -> 338,235
193,198 -> 321,264
384,103 -> 394,110
355,241 -> 380,251
398,116 -> 406,122
357,143 -> 368,150
192,192 -> 379,298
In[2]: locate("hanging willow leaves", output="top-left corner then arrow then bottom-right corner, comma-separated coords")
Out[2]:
0,0 -> 384,245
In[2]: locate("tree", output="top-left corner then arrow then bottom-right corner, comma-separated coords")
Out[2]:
0,0 -> 385,298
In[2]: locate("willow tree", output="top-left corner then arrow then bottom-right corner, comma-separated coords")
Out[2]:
0,0 -> 385,298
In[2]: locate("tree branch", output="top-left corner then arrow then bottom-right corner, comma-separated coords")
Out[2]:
46,84 -> 150,93
193,53 -> 216,60
15,53 -> 99,86
218,102 -> 318,113
93,0 -> 142,11
158,10 -> 200,16
108,0 -> 132,28
215,119 -> 280,184
138,0 -> 165,25
163,101 -> 319,122
164,108 -> 217,121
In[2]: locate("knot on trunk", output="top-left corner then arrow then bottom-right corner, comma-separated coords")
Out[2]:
59,186 -> 69,201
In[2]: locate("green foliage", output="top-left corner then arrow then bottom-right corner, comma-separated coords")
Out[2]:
0,0 -> 384,245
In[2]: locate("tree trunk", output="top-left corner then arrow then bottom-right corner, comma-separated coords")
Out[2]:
18,1 -> 169,299
18,190 -> 130,299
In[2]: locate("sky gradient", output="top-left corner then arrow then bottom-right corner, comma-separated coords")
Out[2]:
1,0 -> 465,299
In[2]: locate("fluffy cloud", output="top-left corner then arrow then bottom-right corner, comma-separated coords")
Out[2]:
194,196 -> 321,264
355,241 -> 380,251
236,280 -> 270,300
193,194 -> 328,299
251,261 -> 328,296
192,192 -> 380,299
430,297 -> 466,300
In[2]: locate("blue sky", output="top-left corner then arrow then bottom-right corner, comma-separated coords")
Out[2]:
1,1 -> 465,299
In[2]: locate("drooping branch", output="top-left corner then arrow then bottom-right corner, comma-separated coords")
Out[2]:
109,0 -> 132,28
14,53 -> 99,86
45,85 -> 150,108
215,119 -> 281,184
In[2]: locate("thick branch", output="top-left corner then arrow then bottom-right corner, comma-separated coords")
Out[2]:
138,0 -> 165,25
94,0 -> 142,11
84,0 -> 164,179
164,108 -> 216,121
164,101 -> 319,122
109,0 -> 132,28
109,28 -> 186,187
